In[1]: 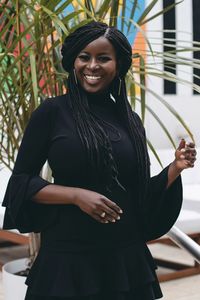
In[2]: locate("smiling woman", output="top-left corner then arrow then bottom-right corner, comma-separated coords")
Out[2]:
2,21 -> 197,300
74,37 -> 117,94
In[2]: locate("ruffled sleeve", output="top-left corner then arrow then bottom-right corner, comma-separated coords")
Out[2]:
144,166 -> 183,241
2,99 -> 58,233
133,112 -> 183,242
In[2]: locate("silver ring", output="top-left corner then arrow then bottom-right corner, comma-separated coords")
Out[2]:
100,212 -> 106,218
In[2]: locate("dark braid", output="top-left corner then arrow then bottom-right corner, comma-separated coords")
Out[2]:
61,21 -> 150,201
68,70 -> 121,190
111,78 -> 150,202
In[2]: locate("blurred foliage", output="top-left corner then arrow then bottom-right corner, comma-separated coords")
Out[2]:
0,0 -> 199,170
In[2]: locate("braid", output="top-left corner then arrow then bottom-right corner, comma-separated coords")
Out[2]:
61,21 -> 150,202
112,79 -> 150,201
68,70 -> 121,190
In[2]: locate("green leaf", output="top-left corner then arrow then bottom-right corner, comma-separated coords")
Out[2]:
97,0 -> 113,19
139,55 -> 146,123
29,49 -> 38,108
139,0 -> 184,26
126,0 -> 138,35
147,139 -> 163,168
41,5 -> 69,36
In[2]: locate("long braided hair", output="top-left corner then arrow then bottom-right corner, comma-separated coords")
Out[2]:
61,21 -> 150,203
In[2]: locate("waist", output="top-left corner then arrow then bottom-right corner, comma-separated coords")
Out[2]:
40,236 -> 145,253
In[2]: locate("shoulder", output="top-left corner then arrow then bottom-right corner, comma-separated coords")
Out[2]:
34,94 -> 68,111
31,94 -> 69,119
132,111 -> 145,131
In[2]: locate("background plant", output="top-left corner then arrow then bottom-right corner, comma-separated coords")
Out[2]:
0,0 -> 200,262
1,0 -> 199,170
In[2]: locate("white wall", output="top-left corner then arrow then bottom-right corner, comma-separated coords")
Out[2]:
144,0 -> 200,149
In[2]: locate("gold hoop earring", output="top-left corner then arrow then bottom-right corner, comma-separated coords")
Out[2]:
73,69 -> 78,85
118,77 -> 122,96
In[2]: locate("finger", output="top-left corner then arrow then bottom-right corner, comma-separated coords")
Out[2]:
185,146 -> 196,153
181,146 -> 196,157
101,197 -> 123,214
186,142 -> 195,148
99,206 -> 121,221
184,159 -> 195,167
92,213 -> 109,224
190,158 -> 196,164
186,153 -> 196,159
184,151 -> 197,160
187,161 -> 195,168
100,212 -> 117,223
96,213 -> 115,224
100,211 -> 106,218
177,139 -> 186,150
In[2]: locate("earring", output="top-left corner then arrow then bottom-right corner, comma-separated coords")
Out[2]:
73,69 -> 78,85
118,77 -> 122,96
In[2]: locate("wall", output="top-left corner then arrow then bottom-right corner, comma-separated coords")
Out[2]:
144,0 -> 200,149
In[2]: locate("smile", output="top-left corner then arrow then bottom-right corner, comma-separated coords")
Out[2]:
84,74 -> 102,80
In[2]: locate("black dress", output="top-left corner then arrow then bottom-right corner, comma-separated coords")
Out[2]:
2,94 -> 183,299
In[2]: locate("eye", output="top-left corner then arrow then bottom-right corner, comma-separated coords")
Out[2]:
77,54 -> 90,61
98,56 -> 111,62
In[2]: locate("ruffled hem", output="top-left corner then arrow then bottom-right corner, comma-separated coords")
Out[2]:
25,242 -> 162,298
25,285 -> 163,300
2,173 -> 58,233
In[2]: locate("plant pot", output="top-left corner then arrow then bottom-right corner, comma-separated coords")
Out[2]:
2,258 -> 28,300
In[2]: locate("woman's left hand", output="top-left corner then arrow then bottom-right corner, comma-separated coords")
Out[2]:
174,139 -> 197,171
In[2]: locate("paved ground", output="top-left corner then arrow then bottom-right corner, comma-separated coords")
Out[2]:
161,274 -> 200,299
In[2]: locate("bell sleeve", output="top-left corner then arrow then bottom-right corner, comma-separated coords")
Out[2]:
2,99 -> 58,233
133,112 -> 183,242
144,166 -> 183,242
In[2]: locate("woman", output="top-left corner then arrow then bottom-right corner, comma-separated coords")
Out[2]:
2,21 -> 196,300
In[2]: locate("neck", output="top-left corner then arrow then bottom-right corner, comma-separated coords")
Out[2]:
86,91 -> 111,105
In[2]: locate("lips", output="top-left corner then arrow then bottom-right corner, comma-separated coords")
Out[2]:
83,74 -> 102,84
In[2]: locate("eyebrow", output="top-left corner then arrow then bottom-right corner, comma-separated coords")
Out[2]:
79,51 -> 112,56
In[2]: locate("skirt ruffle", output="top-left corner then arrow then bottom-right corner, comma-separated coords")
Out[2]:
25,285 -> 161,300
25,242 -> 162,299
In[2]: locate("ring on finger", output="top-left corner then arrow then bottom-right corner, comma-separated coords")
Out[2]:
100,212 -> 106,218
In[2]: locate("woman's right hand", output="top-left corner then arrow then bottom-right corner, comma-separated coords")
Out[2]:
73,188 -> 123,224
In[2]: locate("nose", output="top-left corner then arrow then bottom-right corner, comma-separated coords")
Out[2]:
86,58 -> 99,71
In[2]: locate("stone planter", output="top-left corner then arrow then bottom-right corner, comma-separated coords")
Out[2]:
2,258 -> 28,300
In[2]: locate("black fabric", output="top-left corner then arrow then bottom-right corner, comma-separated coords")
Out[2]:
2,93 -> 182,299
144,168 -> 182,241
25,241 -> 161,297
2,99 -> 58,233
25,282 -> 160,300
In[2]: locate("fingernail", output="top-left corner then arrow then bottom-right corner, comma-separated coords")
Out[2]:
117,216 -> 120,220
119,209 -> 123,213
105,221 -> 109,223
112,219 -> 116,223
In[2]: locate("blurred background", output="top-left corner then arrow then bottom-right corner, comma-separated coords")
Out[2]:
0,1 -> 200,299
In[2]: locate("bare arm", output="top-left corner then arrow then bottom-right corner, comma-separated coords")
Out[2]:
33,184 -> 123,224
167,139 -> 197,188
33,184 -> 79,205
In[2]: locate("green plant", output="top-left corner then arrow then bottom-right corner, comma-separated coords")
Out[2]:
0,0 -> 199,264
0,0 -> 199,170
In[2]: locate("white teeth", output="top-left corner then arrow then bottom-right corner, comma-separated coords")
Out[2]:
85,75 -> 101,80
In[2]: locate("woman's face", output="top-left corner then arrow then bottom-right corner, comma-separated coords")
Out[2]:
74,37 -> 117,94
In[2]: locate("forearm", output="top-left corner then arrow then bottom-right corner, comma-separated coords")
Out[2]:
32,184 -> 82,205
